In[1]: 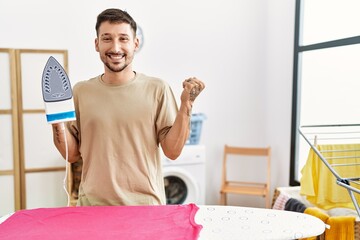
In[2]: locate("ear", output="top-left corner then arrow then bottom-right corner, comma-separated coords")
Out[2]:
134,37 -> 140,51
95,38 -> 99,52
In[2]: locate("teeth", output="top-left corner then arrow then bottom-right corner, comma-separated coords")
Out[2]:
108,54 -> 124,59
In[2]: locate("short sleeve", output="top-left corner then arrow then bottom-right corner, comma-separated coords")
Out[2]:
156,83 -> 178,143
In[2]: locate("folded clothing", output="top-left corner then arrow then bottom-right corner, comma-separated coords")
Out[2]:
305,207 -> 330,223
272,192 -> 290,210
0,204 -> 202,240
302,207 -> 355,240
285,198 -> 307,213
325,215 -> 356,240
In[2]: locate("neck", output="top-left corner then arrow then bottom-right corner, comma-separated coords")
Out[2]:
101,70 -> 136,85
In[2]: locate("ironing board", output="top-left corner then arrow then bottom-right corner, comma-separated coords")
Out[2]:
196,205 -> 325,240
0,205 -> 325,240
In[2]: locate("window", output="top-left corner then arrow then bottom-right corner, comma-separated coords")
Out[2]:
290,0 -> 360,185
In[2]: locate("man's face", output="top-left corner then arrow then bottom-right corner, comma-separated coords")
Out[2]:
95,21 -> 139,73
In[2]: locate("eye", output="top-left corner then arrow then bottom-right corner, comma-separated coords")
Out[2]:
102,36 -> 112,42
120,37 -> 129,42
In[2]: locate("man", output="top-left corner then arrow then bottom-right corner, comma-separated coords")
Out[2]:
51,8 -> 205,206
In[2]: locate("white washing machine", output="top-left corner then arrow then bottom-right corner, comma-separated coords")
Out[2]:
162,145 -> 206,205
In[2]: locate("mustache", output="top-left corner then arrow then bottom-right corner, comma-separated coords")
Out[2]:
105,52 -> 125,57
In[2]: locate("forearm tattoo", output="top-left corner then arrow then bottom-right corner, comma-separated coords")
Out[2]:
53,125 -> 63,144
190,86 -> 200,102
190,89 -> 196,102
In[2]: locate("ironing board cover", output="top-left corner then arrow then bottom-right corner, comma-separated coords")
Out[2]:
0,204 -> 202,240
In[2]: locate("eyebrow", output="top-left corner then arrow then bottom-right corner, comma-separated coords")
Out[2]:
100,33 -> 130,37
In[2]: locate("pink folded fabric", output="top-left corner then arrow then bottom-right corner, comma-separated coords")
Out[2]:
272,193 -> 290,210
0,204 -> 202,240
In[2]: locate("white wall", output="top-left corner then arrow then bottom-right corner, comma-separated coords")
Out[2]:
0,0 -> 295,206
265,0 -> 296,203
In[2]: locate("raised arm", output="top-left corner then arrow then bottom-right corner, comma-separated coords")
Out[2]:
161,77 -> 205,160
52,122 -> 81,163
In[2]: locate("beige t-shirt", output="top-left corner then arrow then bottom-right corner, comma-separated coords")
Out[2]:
69,73 -> 178,206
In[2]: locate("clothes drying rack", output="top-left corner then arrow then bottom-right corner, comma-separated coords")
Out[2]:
299,124 -> 360,217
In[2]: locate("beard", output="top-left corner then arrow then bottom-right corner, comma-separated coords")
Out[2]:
104,62 -> 129,72
101,52 -> 134,73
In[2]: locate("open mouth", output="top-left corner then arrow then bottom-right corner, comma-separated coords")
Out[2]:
106,53 -> 125,61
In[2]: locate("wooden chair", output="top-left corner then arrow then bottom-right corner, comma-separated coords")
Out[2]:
220,145 -> 271,208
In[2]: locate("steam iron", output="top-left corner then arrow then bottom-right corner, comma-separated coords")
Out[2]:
42,56 -> 76,124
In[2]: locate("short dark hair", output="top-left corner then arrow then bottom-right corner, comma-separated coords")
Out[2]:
95,8 -> 137,37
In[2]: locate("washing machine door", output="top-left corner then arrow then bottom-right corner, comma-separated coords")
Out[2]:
163,167 -> 199,205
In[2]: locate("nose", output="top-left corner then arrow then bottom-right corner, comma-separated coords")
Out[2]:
110,40 -> 122,53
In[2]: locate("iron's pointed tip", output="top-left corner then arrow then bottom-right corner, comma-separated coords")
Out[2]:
46,56 -> 58,64
46,56 -> 52,64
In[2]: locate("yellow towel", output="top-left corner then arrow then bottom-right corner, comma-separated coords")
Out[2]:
325,216 -> 355,240
300,207 -> 329,240
300,144 -> 360,209
305,207 -> 330,222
